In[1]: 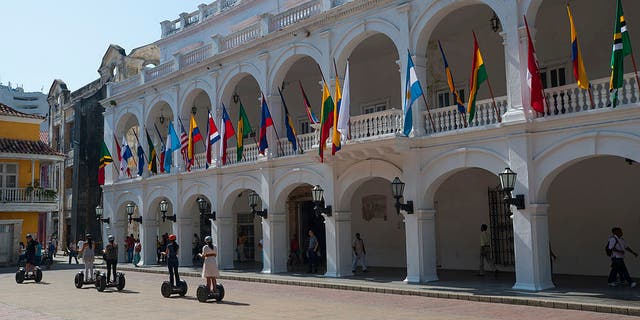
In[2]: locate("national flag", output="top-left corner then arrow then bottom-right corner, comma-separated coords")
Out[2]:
153,123 -> 166,173
136,143 -> 145,176
438,41 -> 465,114
337,61 -> 351,143
610,0 -> 632,108
206,110 -> 220,168
188,114 -> 203,169
258,94 -> 274,155
164,121 -> 180,173
98,141 -> 113,185
120,136 -> 133,178
178,118 -> 190,170
403,51 -> 424,136
332,65 -> 342,154
299,81 -> 319,124
278,87 -> 298,153
145,129 -> 157,174
525,17 -> 545,114
237,102 -> 253,162
319,79 -> 334,162
467,33 -> 488,123
567,5 -> 590,90
220,104 -> 235,165
113,134 -> 131,178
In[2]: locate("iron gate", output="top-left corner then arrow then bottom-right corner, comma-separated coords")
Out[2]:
487,185 -> 515,266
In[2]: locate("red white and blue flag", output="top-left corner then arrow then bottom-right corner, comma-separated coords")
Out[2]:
206,110 -> 220,168
219,104 -> 235,165
258,94 -> 274,155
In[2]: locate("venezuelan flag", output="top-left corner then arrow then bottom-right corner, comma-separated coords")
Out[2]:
467,33 -> 487,123
568,5 -> 589,90
319,80 -> 334,162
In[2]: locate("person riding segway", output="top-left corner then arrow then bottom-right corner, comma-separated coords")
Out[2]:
160,234 -> 187,297
196,236 -> 224,302
95,234 -> 125,292
16,234 -> 42,283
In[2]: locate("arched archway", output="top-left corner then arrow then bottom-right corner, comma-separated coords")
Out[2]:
114,112 -> 142,178
181,193 -> 213,266
145,196 -> 175,265
220,188 -> 263,271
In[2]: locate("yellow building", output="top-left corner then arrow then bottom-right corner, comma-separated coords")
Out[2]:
0,102 -> 63,265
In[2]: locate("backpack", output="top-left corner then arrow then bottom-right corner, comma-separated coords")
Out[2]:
606,237 -> 619,257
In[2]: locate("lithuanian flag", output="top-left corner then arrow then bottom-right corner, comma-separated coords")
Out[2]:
319,80 -> 334,162
332,72 -> 342,155
467,33 -> 488,123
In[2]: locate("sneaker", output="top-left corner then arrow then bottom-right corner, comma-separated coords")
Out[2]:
608,282 -> 618,287
631,282 -> 637,288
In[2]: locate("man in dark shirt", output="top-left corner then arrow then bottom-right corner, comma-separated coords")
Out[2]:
164,234 -> 180,287
103,235 -> 119,283
24,234 -> 36,274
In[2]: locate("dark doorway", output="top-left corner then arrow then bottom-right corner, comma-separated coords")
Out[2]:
299,201 -> 326,267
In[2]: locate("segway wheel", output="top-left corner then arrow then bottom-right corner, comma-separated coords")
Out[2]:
215,283 -> 225,302
161,281 -> 172,298
96,274 -> 106,292
34,268 -> 42,283
196,285 -> 209,302
116,273 -> 126,291
15,269 -> 25,284
178,280 -> 188,297
74,272 -> 84,289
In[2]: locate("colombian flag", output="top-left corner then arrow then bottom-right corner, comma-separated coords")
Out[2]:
467,33 -> 487,123
319,80 -> 334,162
568,5 -> 589,90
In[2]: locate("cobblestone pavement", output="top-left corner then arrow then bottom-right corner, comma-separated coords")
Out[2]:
0,269 -> 636,320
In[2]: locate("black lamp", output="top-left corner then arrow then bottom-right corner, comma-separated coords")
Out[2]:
391,177 -> 414,215
126,202 -> 142,224
95,205 -> 110,224
490,12 -> 501,33
159,112 -> 166,124
197,196 -> 216,221
248,191 -> 267,219
232,92 -> 239,104
311,185 -> 332,217
160,199 -> 176,222
498,167 -> 525,210
191,104 -> 197,115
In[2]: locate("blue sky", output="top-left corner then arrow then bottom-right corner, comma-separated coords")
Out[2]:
0,1 -> 204,93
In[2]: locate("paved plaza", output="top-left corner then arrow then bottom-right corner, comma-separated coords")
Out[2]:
0,263 -> 637,320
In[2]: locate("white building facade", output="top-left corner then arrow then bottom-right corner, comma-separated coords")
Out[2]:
100,0 -> 640,291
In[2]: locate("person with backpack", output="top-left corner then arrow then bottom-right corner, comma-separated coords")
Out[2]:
607,227 -> 638,287
162,234 -> 180,288
103,235 -> 118,284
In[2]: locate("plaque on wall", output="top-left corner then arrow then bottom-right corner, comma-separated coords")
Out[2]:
362,194 -> 387,221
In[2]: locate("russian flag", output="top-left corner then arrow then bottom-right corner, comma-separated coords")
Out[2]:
258,94 -> 274,155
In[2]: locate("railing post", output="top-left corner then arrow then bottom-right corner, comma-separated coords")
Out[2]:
160,20 -> 172,37
260,13 -> 271,35
198,4 -> 207,22
211,34 -> 222,54
179,12 -> 189,30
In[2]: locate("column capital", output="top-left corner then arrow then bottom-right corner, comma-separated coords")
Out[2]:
331,211 -> 352,222
266,212 -> 286,223
414,209 -> 435,220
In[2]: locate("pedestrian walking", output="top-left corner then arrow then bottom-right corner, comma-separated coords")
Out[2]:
133,238 -> 142,267
352,233 -> 367,273
68,240 -> 78,264
237,233 -> 247,262
199,236 -> 220,293
607,227 -> 638,287
307,230 -> 319,273
478,224 -> 496,276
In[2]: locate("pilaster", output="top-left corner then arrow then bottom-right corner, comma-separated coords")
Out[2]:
512,204 -> 554,291
404,209 -> 438,283
212,216 -> 234,269
262,212 -> 287,273
141,219 -> 158,266
174,218 -> 193,266
324,211 -> 353,277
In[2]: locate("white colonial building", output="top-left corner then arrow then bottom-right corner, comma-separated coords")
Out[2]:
100,0 -> 640,291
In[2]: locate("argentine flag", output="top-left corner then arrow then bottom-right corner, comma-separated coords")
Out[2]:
403,51 -> 423,136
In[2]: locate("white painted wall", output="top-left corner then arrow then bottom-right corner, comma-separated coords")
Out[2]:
548,156 -> 640,277
350,178 -> 406,268
434,168 -> 499,271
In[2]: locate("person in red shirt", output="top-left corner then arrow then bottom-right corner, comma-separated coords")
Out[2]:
288,234 -> 300,266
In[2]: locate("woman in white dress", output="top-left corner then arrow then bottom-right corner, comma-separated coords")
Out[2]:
199,236 -> 220,293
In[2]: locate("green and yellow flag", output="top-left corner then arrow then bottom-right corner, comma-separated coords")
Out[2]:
467,33 -> 488,123
610,0 -> 633,107
145,129 -> 157,174
237,102 -> 253,161
98,141 -> 113,185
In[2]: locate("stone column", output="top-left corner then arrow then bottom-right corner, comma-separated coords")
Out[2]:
212,216 -> 234,269
111,220 -> 127,263
261,212 -> 287,273
512,204 -> 554,291
324,211 -> 353,277
141,219 -> 158,266
174,218 -> 193,266
502,21 -> 528,123
404,209 -> 438,283
265,94 -> 284,159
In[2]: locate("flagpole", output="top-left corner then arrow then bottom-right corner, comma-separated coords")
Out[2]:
485,78 -> 502,122
587,87 -> 596,109
421,92 -> 437,132
262,93 -> 285,156
630,52 -> 640,97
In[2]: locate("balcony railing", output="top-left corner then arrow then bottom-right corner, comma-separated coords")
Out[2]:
220,23 -> 262,51
111,74 -> 141,96
225,143 -> 261,166
181,44 -> 213,68
270,0 -> 322,32
0,188 -> 57,203
144,61 -> 175,82
426,97 -> 508,134
350,108 -> 403,139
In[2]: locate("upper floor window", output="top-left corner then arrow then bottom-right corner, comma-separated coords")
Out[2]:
436,88 -> 465,108
540,66 -> 566,89
362,100 -> 387,115
298,117 -> 310,135
0,163 -> 18,188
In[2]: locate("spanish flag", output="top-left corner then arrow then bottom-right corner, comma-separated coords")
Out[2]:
319,80 -> 334,162
467,33 -> 487,123
567,5 -> 590,90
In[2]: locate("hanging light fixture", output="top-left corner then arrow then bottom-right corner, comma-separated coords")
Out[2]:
311,185 -> 332,217
498,167 -> 525,209
248,191 -> 267,219
391,177 -> 414,215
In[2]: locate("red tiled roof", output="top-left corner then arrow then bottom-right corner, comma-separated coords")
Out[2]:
0,138 -> 64,157
0,102 -> 45,120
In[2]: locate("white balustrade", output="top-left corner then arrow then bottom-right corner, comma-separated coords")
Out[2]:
277,131 -> 318,157
181,44 -> 213,68
110,74 -> 141,96
144,61 -> 175,82
425,97 -> 508,134
224,142 -> 260,166
349,109 -> 403,140
192,151 -> 209,170
221,23 -> 262,51
0,188 -> 58,203
270,0 -> 322,31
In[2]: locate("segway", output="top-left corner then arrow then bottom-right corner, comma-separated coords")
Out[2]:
15,266 -> 42,283
161,279 -> 188,298
95,271 -> 126,292
196,283 -> 225,302
74,270 -> 99,288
